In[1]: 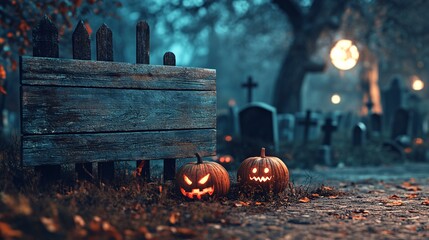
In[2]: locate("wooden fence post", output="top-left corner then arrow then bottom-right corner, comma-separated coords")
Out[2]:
163,52 -> 176,182
96,23 -> 115,182
136,20 -> 151,181
73,20 -> 93,180
32,15 -> 61,181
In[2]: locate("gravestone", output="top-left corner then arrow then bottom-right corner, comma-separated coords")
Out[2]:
241,76 -> 258,103
370,113 -> 382,137
382,78 -> 403,128
239,102 -> 278,155
321,117 -> 337,146
407,94 -> 423,139
229,104 -> 240,138
294,110 -> 320,144
352,122 -> 366,147
391,108 -> 410,139
277,114 -> 295,143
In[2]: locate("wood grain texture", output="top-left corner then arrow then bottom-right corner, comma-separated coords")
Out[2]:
72,21 -> 91,60
96,24 -> 113,61
20,57 -> 216,90
32,15 -> 59,58
73,19 -> 93,179
22,129 -> 216,166
22,86 -> 216,134
136,21 -> 150,64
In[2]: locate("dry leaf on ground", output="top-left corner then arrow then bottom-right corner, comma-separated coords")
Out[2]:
299,197 -> 310,203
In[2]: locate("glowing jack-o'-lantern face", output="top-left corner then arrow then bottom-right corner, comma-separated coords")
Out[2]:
176,153 -> 230,200
249,166 -> 272,182
237,148 -> 289,194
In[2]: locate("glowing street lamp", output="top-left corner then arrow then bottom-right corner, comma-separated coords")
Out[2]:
330,39 -> 359,70
412,79 -> 424,91
331,94 -> 341,104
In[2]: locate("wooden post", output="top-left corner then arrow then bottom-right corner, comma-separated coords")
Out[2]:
73,20 -> 93,180
136,20 -> 151,181
96,23 -> 114,182
32,15 -> 61,181
163,52 -> 176,181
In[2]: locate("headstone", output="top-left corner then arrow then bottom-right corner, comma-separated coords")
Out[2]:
407,94 -> 423,139
229,104 -> 240,138
391,108 -> 410,139
370,113 -> 382,137
277,114 -> 295,143
241,76 -> 258,103
294,110 -> 320,144
352,122 -> 366,147
382,78 -> 403,128
239,102 -> 278,155
321,117 -> 337,146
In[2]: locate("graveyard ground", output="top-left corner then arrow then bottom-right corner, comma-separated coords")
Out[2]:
1,157 -> 429,239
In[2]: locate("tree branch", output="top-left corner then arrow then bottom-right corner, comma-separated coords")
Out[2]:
272,0 -> 303,32
305,60 -> 326,72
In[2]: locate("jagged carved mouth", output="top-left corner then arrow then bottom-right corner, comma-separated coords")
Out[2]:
249,176 -> 272,182
180,186 -> 214,199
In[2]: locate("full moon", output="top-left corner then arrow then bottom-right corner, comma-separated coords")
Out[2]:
330,39 -> 359,70
412,79 -> 424,91
331,94 -> 341,104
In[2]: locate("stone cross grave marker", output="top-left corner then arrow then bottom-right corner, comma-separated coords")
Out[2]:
352,122 -> 367,147
241,76 -> 258,103
277,114 -> 295,143
295,110 -> 319,144
239,102 -> 279,155
321,117 -> 337,146
391,108 -> 410,140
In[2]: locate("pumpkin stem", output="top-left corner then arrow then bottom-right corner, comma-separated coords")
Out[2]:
195,153 -> 204,164
260,148 -> 266,158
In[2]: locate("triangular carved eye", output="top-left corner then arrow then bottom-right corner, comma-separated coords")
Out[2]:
184,175 -> 192,185
198,173 -> 210,184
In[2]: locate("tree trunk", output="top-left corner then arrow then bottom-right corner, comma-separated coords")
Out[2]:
272,40 -> 308,113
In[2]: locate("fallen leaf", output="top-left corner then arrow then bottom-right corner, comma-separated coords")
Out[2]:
234,201 -> 250,207
328,195 -> 339,199
388,195 -> 401,200
322,186 -> 333,191
405,193 -> 418,199
138,226 -> 153,239
1,193 -> 32,216
299,197 -> 310,203
40,217 -> 59,233
400,182 -> 421,191
0,222 -> 23,238
422,199 -> 429,206
311,193 -> 320,198
352,215 -> 366,220
386,201 -> 403,207
169,212 -> 180,225
74,215 -> 85,227
255,202 -> 262,206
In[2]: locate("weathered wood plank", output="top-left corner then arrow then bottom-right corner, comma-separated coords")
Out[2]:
20,57 -> 216,91
33,15 -> 59,58
31,15 -> 61,180
22,86 -> 216,134
96,23 -> 114,181
96,24 -> 113,61
163,51 -> 177,181
73,20 -> 93,180
22,129 -> 216,166
136,21 -> 150,64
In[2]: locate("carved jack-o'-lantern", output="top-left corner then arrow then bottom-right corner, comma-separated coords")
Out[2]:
176,153 -> 230,199
237,148 -> 289,193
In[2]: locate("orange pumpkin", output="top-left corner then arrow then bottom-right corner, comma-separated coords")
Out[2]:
176,153 -> 230,199
237,148 -> 289,193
